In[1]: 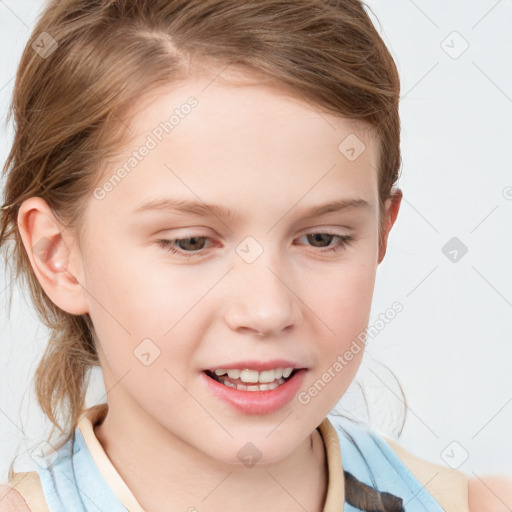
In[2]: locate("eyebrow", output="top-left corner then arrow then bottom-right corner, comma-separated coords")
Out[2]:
132,196 -> 370,221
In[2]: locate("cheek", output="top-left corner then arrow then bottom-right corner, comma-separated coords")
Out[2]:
84,240 -> 174,326
83,247 -> 202,375
306,253 -> 376,390
308,254 -> 377,330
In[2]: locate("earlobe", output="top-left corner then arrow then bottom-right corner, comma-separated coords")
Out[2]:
17,197 -> 89,315
378,187 -> 403,264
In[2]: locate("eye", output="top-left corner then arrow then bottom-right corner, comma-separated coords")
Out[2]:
297,232 -> 354,254
156,232 -> 354,258
156,236 -> 214,258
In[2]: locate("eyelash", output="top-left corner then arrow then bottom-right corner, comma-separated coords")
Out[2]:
156,232 -> 354,258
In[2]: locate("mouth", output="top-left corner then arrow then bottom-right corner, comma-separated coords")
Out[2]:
204,367 -> 299,392
201,366 -> 308,414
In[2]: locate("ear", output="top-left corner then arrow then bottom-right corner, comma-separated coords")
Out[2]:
378,187 -> 402,264
17,197 -> 89,315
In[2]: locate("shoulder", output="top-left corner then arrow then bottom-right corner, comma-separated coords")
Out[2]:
327,415 -> 468,510
467,475 -> 512,512
382,436 -> 512,512
1,471 -> 49,512
327,416 -> 512,512
0,485 -> 31,511
366,427 -> 471,511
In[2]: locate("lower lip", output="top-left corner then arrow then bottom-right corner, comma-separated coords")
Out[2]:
201,369 -> 307,415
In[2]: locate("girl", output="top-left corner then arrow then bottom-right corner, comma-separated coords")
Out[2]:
0,1 -> 510,511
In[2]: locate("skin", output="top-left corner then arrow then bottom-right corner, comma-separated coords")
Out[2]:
17,68 -> 403,511
468,476 -> 512,512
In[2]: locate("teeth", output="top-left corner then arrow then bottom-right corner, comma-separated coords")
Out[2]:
219,378 -> 286,391
212,367 -> 295,383
258,370 -> 277,383
282,368 -> 293,378
240,369 -> 259,383
227,369 -> 241,379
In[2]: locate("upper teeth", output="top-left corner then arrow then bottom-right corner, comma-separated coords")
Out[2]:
213,367 -> 294,383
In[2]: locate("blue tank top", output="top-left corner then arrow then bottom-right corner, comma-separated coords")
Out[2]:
35,412 -> 444,511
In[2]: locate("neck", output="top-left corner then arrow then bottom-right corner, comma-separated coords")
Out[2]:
94,398 -> 328,512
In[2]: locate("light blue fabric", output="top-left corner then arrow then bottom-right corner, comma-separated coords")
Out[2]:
330,413 -> 444,511
35,414 -> 445,511
36,429 -> 127,512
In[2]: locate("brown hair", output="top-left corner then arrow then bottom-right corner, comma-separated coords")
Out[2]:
0,0 -> 404,498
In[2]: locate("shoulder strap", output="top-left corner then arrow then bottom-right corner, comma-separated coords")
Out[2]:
7,471 -> 50,512
382,435 -> 470,512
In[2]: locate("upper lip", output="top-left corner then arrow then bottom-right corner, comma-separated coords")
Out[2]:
203,359 -> 307,372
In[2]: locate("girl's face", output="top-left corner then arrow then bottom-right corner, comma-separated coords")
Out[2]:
75,70 -> 398,464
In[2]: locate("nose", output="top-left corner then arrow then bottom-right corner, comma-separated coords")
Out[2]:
223,251 -> 301,338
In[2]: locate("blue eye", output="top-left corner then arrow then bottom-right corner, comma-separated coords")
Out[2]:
156,232 -> 354,258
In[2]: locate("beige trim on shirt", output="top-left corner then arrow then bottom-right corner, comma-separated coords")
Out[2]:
77,403 -> 146,512
317,415 -> 345,510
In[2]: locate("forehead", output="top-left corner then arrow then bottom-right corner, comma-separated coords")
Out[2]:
91,70 -> 379,223
124,67 -> 377,146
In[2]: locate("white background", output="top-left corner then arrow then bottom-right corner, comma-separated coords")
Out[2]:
0,0 -> 511,484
